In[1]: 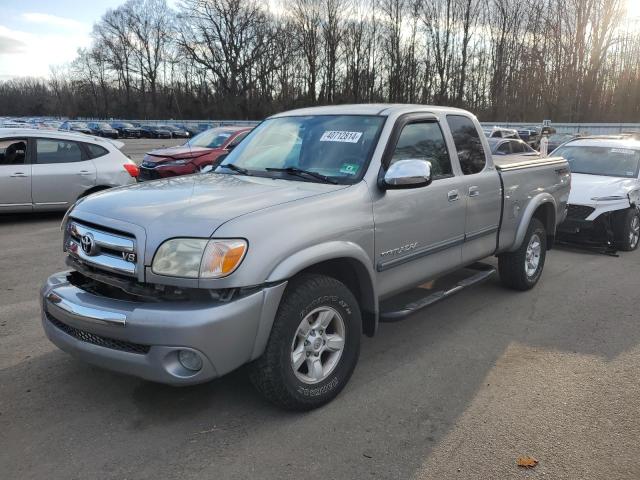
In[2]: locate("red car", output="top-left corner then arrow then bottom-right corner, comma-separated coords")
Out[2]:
138,126 -> 252,180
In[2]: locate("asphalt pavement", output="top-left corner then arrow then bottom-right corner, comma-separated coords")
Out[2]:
1,212 -> 639,479
120,138 -> 185,163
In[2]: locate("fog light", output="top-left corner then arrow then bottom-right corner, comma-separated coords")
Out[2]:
178,350 -> 203,372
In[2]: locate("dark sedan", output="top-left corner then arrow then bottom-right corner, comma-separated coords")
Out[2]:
140,125 -> 172,139
164,125 -> 190,138
87,122 -> 119,138
111,122 -> 142,138
59,121 -> 92,135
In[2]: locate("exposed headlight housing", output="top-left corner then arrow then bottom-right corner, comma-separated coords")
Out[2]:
152,238 -> 247,278
591,195 -> 626,201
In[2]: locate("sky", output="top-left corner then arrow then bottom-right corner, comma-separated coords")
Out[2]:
0,0 -> 178,81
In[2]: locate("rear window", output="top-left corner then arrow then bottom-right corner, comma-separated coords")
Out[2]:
85,143 -> 109,159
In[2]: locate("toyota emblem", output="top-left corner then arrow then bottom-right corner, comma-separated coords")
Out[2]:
80,233 -> 96,256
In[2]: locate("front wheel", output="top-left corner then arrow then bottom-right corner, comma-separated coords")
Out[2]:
614,208 -> 640,252
249,274 -> 361,410
498,218 -> 547,291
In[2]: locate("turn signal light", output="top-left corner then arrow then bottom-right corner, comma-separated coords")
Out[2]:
123,163 -> 139,177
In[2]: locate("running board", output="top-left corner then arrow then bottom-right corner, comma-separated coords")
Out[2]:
379,263 -> 496,323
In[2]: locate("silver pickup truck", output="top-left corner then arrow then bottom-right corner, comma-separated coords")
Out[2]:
41,105 -> 570,410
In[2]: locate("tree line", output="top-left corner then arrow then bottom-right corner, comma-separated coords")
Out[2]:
1,0 -> 639,123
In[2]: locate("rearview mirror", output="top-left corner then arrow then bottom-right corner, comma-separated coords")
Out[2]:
381,159 -> 432,190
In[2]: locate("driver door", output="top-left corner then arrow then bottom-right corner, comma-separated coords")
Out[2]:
373,116 -> 467,298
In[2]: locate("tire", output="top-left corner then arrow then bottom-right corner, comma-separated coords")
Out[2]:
613,208 -> 640,251
498,217 -> 547,291
249,274 -> 361,410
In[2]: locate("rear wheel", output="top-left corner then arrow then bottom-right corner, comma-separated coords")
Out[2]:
498,218 -> 547,291
614,208 -> 640,251
249,274 -> 361,410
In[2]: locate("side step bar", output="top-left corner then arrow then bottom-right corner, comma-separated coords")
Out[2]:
379,263 -> 496,323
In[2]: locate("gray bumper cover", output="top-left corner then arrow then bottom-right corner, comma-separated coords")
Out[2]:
41,271 -> 286,385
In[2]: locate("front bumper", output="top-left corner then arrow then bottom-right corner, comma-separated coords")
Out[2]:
41,271 -> 286,385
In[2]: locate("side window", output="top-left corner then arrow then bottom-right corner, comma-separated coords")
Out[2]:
84,143 -> 109,159
36,139 -> 84,164
511,141 -> 525,153
446,115 -> 487,175
390,122 -> 453,178
227,131 -> 248,148
0,139 -> 27,165
497,142 -> 511,155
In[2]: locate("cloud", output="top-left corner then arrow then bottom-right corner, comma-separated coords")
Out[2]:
0,34 -> 28,54
22,12 -> 86,30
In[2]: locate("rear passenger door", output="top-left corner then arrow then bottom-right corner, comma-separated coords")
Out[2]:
373,115 -> 467,297
446,115 -> 502,264
31,138 -> 97,209
0,138 -> 32,211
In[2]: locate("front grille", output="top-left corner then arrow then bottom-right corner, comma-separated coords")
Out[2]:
47,312 -> 150,354
138,167 -> 162,181
65,220 -> 137,277
567,204 -> 595,220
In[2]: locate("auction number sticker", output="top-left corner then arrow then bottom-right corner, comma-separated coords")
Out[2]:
320,131 -> 363,143
611,148 -> 636,155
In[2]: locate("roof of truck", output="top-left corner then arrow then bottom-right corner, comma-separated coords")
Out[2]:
270,104 -> 471,118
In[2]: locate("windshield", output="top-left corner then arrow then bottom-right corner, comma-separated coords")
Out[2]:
215,115 -> 385,183
98,123 -> 111,129
71,122 -> 88,128
554,145 -> 640,178
188,128 -> 234,148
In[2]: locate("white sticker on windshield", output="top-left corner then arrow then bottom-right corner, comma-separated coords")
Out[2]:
320,131 -> 363,143
611,148 -> 635,155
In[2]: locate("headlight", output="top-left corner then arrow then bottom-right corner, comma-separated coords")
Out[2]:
152,238 -> 247,278
162,159 -> 189,166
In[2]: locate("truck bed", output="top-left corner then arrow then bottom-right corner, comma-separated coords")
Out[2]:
494,155 -> 570,253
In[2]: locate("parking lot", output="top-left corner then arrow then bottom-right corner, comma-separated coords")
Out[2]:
120,138 -> 185,163
1,208 -> 639,479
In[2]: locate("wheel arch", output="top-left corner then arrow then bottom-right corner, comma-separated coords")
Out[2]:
510,194 -> 557,252
266,242 -> 378,337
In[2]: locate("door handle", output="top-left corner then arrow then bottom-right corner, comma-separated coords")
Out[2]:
468,186 -> 480,197
10,172 -> 28,178
77,171 -> 93,176
447,190 -> 459,202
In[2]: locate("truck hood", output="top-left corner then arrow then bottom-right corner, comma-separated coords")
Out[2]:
569,173 -> 638,205
72,173 -> 347,240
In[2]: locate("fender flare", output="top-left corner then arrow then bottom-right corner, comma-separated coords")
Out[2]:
266,240 -> 378,330
509,193 -> 557,252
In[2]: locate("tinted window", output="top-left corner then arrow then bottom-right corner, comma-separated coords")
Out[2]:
36,139 -> 84,164
85,143 -> 109,159
497,142 -> 511,154
390,122 -> 452,178
446,115 -> 487,174
0,139 -> 27,165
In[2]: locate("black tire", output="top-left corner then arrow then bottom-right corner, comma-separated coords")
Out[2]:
249,274 -> 361,410
498,217 -> 547,291
613,208 -> 640,252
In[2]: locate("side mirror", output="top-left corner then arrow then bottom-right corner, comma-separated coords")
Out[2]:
380,159 -> 432,190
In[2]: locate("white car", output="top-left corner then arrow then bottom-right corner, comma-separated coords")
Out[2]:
482,126 -> 520,139
0,129 -> 138,213
555,137 -> 640,251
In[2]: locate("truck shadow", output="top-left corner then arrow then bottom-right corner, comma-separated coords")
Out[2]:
3,248 -> 640,478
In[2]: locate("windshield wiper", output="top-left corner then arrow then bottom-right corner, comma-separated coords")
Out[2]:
218,163 -> 249,175
265,167 -> 339,184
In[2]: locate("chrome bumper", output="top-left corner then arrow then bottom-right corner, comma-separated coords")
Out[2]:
41,271 -> 287,385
